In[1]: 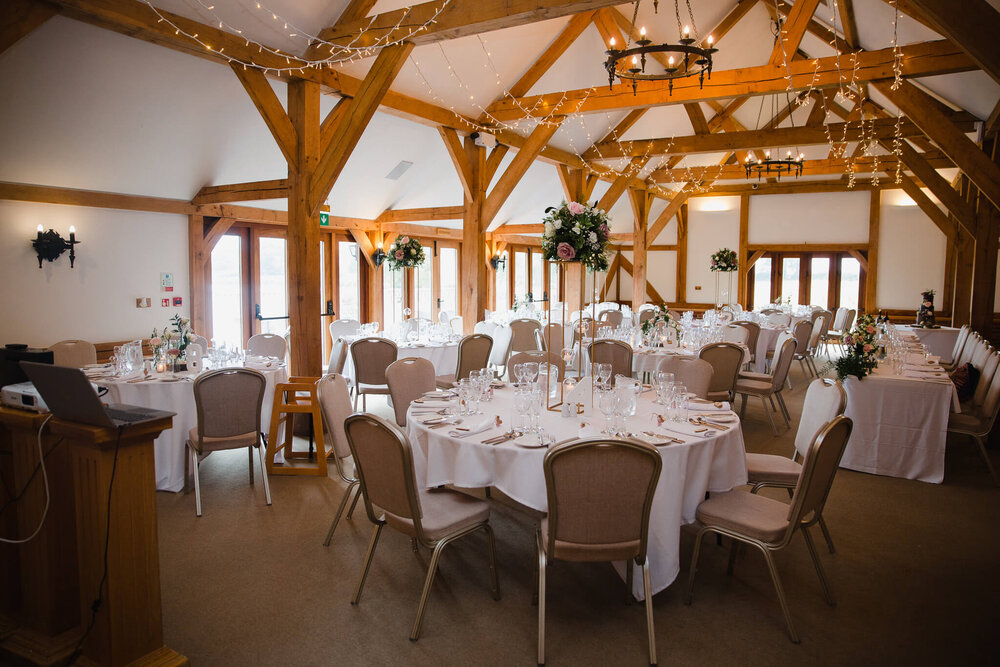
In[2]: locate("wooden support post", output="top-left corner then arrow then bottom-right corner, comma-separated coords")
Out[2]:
461,136 -> 488,333
865,190 -> 881,312
287,79 -> 323,376
628,188 -> 651,309
187,215 -> 209,337
971,203 -> 999,333
954,222 -> 975,327
677,203 -> 689,304
738,193 -> 750,306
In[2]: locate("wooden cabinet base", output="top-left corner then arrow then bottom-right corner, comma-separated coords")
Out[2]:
0,623 -> 80,666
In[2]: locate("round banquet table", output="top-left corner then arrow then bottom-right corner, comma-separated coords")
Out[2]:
405,384 -> 748,600
341,339 -> 458,385
632,341 -> 751,376
96,363 -> 288,492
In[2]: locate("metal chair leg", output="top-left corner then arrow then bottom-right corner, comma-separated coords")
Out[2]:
776,392 -> 791,427
537,532 -> 547,666
346,484 -> 363,519
974,435 -> 1000,486
739,394 -> 748,419
760,546 -> 800,643
484,524 -> 500,601
323,480 -> 359,546
801,526 -> 835,607
258,444 -> 271,506
626,560 -> 634,604
351,523 -> 383,605
817,515 -> 837,554
642,560 -> 657,666
761,395 -> 778,436
411,536 -> 453,640
191,447 -> 203,517
248,447 -> 254,484
684,528 -> 707,605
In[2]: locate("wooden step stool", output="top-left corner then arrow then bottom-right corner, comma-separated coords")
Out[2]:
265,376 -> 327,476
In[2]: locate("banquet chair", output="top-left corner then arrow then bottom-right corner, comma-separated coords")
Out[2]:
187,368 -> 270,517
638,309 -> 656,327
588,340 -> 633,382
685,416 -> 854,643
722,324 -> 749,346
387,357 -> 436,427
536,438 -> 662,666
537,323 -> 565,353
48,339 -> 97,367
699,342 -> 744,402
732,321 -> 760,369
735,337 -> 797,436
488,324 -> 513,377
822,309 -> 854,356
317,373 -> 361,546
766,313 -> 791,328
449,316 -> 464,334
947,352 -> 1000,485
509,318 -> 543,355
954,332 -> 982,371
436,334 -> 493,388
598,309 -> 624,328
943,325 -> 971,372
760,308 -> 780,316
745,377 -> 847,552
327,319 -> 361,377
812,311 -> 834,358
350,337 -> 398,410
655,356 -> 713,399
802,315 -> 827,375
247,333 -> 287,359
787,320 -> 815,384
344,414 -> 499,640
508,351 -> 565,382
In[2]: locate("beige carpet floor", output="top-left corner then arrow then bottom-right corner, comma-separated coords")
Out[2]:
155,365 -> 1000,665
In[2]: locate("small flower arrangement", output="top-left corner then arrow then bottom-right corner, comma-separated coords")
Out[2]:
710,248 -> 738,272
385,236 -> 425,270
542,200 -> 611,271
640,304 -> 681,338
827,313 -> 881,381
151,314 -> 193,357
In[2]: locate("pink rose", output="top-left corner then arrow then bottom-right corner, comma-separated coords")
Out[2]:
599,223 -> 609,237
567,201 -> 585,215
556,242 -> 576,260
863,344 -> 873,353
922,301 -> 932,307
149,337 -> 162,347
866,326 -> 876,334
400,236 -> 409,244
395,249 -> 404,260
167,348 -> 180,357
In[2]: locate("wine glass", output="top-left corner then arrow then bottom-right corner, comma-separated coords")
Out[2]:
513,363 -> 527,386
524,362 -> 539,386
597,387 -> 617,435
596,363 -> 612,388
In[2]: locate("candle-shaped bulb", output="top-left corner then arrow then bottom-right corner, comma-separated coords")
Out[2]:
609,36 -> 616,47
786,150 -> 792,158
632,55 -> 638,65
765,150 -> 771,159
69,225 -> 76,234
640,26 -> 646,37
683,25 -> 690,36
668,55 -> 675,66
36,224 -> 43,233
798,153 -> 804,161
707,35 -> 714,46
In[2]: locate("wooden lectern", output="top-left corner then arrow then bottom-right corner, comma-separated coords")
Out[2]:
0,407 -> 187,666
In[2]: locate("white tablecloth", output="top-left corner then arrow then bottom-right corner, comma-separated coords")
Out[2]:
896,326 -> 961,364
98,364 -> 288,492
840,364 -> 958,483
406,386 -> 747,599
341,341 -> 458,385
632,341 -> 751,377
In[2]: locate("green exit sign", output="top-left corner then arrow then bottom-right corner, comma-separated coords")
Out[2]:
319,212 -> 329,227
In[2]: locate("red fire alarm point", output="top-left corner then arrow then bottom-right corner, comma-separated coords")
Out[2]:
173,297 -> 183,306
161,298 -> 170,307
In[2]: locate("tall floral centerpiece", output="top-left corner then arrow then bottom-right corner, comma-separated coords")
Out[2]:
917,289 -> 937,328
828,313 -> 881,381
541,201 -> 611,271
385,236 -> 425,270
640,304 -> 682,346
710,247 -> 738,307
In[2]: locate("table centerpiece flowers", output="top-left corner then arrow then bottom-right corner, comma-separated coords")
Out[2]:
385,235 -> 426,270
710,247 -> 738,307
917,289 -> 937,328
152,314 -> 194,370
827,313 -> 881,381
541,200 -> 610,271
640,304 -> 682,345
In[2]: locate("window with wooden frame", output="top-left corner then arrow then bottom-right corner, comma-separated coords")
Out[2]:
747,249 -> 867,311
507,244 -> 554,310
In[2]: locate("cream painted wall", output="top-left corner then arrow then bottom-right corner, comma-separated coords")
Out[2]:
0,201 -> 190,346
685,197 -> 741,303
748,191 -> 870,244
877,203 -> 947,309
619,250 -> 678,304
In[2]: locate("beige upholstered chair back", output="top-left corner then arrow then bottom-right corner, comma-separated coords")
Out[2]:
786,416 -> 853,537
794,378 -> 848,459
722,324 -> 748,345
766,313 -> 791,328
386,357 -> 436,426
810,309 -> 826,324
831,307 -> 846,332
345,414 -> 421,526
760,308 -> 780,316
247,333 -> 287,358
972,352 -> 1000,409
769,338 -> 798,390
538,323 -> 565,352
958,333 -> 981,368
49,339 -> 97,367
842,309 -> 856,333
508,350 -> 565,382
509,318 -> 543,354
588,340 -> 633,381
317,373 -> 354,460
598,310 -> 623,328
732,321 -> 760,356
656,356 -> 713,399
970,341 -> 992,371
950,325 -> 971,363
328,341 -> 350,376
638,310 -> 656,326
488,325 -> 512,367
455,334 -> 493,381
473,320 -> 497,337
792,320 -> 813,354
351,337 -> 398,386
543,439 -> 662,562
817,311 -> 834,338
193,368 -> 265,442
807,316 -> 826,349
980,364 -> 1000,419
699,342 -> 743,397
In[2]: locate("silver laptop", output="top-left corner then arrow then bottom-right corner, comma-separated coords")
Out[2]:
20,361 -> 175,428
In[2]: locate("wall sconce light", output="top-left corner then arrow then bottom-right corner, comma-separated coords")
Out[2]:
372,248 -> 387,268
32,225 -> 79,268
489,254 -> 506,270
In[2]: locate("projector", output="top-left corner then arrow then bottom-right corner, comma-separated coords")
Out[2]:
1,382 -> 49,413
471,131 -> 497,149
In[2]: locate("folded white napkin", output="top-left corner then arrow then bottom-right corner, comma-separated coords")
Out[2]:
903,362 -> 943,372
903,368 -> 948,379
448,417 -> 496,438
412,399 -> 453,408
577,424 -> 602,439
905,353 -> 939,364
686,400 -> 730,412
657,420 -> 712,439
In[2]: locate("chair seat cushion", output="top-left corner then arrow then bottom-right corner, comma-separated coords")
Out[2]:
746,453 -> 801,486
696,491 -> 789,544
706,390 -> 731,401
384,488 -> 489,542
948,412 -> 986,434
539,516 -> 640,562
357,383 -> 391,394
188,428 -> 258,453
435,374 -> 456,389
735,378 -> 772,393
738,371 -> 770,381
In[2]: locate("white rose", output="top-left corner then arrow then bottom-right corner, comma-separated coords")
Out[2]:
573,225 -> 581,234
544,222 -> 554,235
589,231 -> 597,243
553,220 -> 562,229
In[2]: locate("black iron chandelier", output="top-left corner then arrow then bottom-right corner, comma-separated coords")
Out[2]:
603,0 -> 717,96
744,149 -> 805,180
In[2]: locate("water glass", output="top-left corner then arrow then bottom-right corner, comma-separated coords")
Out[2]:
596,363 -> 612,388
597,387 -> 617,435
669,383 -> 688,422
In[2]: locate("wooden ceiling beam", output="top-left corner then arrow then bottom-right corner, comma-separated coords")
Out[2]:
2,0 -> 57,57
317,0 -> 625,49
230,64 -> 298,170
593,109 -> 647,147
896,172 -> 955,241
484,40 -> 975,120
685,103 -> 711,135
837,0 -> 861,49
482,119 -> 563,226
376,206 -> 465,223
876,79 -> 1000,210
774,0 -> 854,55
597,157 -> 649,212
484,144 -> 510,186
439,127 -> 475,200
890,139 -> 977,235
770,0 -> 822,65
687,180 -> 877,196
647,192 -> 690,242
506,10 -> 596,100
192,179 -> 289,205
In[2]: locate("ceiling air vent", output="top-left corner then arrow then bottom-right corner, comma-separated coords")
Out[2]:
385,160 -> 413,180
